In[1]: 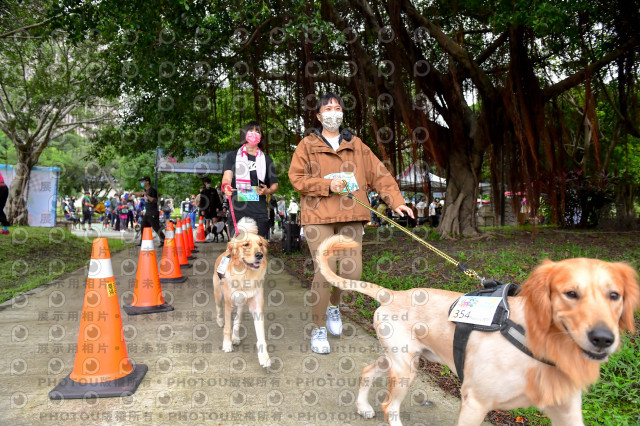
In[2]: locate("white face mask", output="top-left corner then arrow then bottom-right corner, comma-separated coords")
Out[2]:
319,111 -> 343,132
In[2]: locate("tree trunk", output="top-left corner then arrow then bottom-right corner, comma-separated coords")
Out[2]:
438,144 -> 481,237
6,149 -> 35,225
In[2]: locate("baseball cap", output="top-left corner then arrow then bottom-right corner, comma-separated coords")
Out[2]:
139,176 -> 151,182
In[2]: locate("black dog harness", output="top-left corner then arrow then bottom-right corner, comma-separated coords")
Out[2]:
449,279 -> 555,382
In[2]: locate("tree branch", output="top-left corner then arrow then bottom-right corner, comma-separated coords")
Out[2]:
543,37 -> 638,100
0,14 -> 61,39
400,0 -> 498,102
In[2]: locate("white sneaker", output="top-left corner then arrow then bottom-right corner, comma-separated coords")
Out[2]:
310,327 -> 330,354
326,305 -> 342,336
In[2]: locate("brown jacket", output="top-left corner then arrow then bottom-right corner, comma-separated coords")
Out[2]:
288,132 -> 405,226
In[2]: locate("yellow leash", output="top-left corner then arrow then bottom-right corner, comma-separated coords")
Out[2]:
336,182 -> 484,282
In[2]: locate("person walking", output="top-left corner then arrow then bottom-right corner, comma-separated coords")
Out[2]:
81,190 -> 94,231
0,171 -> 9,235
220,121 -> 279,239
199,177 -> 222,240
288,92 -> 413,354
287,197 -> 299,224
133,176 -> 165,243
276,196 -> 286,228
429,198 -> 438,227
189,195 -> 197,228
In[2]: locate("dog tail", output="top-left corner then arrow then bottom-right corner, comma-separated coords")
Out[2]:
316,235 -> 391,302
237,217 -> 258,235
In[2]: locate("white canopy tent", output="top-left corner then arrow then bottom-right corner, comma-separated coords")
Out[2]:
395,162 -> 447,192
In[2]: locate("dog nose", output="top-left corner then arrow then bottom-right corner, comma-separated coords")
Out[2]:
588,327 -> 614,349
255,252 -> 263,259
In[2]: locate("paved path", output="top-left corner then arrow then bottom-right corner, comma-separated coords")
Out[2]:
0,236 -> 479,425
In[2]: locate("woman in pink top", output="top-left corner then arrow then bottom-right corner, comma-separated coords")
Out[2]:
0,171 -> 9,234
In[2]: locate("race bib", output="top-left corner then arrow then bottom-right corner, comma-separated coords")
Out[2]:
217,256 -> 230,276
324,172 -> 359,193
448,296 -> 502,326
237,187 -> 259,202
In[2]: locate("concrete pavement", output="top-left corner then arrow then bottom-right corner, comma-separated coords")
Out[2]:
0,234 -> 478,425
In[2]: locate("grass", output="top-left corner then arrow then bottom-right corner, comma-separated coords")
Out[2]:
0,226 -> 131,304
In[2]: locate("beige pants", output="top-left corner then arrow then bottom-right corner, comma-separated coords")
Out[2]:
304,222 -> 363,328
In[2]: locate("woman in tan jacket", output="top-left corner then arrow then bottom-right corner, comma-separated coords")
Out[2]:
289,92 -> 413,354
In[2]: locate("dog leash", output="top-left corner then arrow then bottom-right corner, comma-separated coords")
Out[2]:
337,181 -> 485,282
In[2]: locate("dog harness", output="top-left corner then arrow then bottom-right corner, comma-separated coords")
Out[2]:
217,255 -> 231,279
449,279 -> 555,382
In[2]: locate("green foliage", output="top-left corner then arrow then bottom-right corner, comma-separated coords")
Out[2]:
0,227 -> 130,303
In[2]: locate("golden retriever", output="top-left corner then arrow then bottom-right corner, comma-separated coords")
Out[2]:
317,235 -> 639,426
213,218 -> 270,368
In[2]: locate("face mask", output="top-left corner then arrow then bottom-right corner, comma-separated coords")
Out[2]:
140,183 -> 145,188
205,183 -> 211,188
319,111 -> 343,132
245,131 -> 261,146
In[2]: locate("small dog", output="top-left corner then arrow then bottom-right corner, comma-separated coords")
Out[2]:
317,235 -> 640,426
210,217 -> 229,243
213,218 -> 270,367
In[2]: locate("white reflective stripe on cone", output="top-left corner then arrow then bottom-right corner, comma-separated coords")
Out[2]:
176,227 -> 182,234
140,239 -> 154,251
88,258 -> 114,279
165,231 -> 175,239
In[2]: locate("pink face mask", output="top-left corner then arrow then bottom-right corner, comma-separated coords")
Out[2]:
245,131 -> 261,146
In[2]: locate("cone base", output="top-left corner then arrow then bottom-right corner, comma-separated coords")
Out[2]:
187,255 -> 196,259
49,364 -> 148,400
160,276 -> 188,283
179,263 -> 193,268
195,240 -> 209,244
191,249 -> 199,253
123,302 -> 174,315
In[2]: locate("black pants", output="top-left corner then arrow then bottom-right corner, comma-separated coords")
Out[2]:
227,214 -> 269,239
141,212 -> 165,241
82,210 -> 92,226
0,184 -> 8,226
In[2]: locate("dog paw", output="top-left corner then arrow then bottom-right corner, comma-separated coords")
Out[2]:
232,336 -> 241,345
357,402 -> 375,419
258,353 -> 271,368
222,341 -> 233,352
216,317 -> 224,327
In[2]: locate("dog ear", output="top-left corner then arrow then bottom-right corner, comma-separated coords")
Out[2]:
613,262 -> 640,332
519,259 -> 555,349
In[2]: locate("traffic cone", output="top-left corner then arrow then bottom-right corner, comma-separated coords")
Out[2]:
123,228 -> 174,315
186,217 -> 198,252
175,219 -> 192,268
195,215 -> 207,243
182,220 -> 196,259
178,218 -> 193,259
159,221 -> 188,283
49,238 -> 147,399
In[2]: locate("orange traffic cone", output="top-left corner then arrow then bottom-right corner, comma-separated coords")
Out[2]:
181,219 -> 195,259
159,221 -> 188,283
195,216 -> 207,243
123,228 -> 174,315
178,218 -> 192,259
175,219 -> 192,268
49,238 -> 147,399
186,217 -> 198,252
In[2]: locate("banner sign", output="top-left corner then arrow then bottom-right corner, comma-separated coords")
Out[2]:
0,164 -> 60,227
156,149 -> 233,175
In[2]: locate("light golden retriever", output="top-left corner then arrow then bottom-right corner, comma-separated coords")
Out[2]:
213,219 -> 270,368
317,235 -> 639,426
